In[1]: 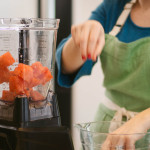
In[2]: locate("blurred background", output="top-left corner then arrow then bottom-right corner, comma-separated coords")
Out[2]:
0,0 -> 104,149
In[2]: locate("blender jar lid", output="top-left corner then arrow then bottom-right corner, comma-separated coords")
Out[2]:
0,18 -> 60,30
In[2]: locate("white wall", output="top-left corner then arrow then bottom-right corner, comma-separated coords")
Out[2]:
0,0 -> 38,18
71,0 -> 105,150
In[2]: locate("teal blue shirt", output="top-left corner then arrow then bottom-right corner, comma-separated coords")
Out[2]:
56,0 -> 150,87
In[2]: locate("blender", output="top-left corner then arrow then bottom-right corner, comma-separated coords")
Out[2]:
0,18 -> 74,150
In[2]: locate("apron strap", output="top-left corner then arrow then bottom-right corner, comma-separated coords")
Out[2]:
109,0 -> 137,36
109,107 -> 138,133
101,97 -> 138,133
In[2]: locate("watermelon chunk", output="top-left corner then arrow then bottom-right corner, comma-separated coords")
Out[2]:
31,62 -> 43,78
30,90 -> 45,101
0,67 -> 11,84
12,63 -> 33,84
31,62 -> 53,86
9,75 -> 32,97
1,90 -> 15,101
24,88 -> 32,98
0,52 -> 15,68
29,77 -> 41,88
9,76 -> 26,95
39,67 -> 53,85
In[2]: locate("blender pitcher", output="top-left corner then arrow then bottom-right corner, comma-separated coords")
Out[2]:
0,18 -> 60,124
0,18 -> 74,150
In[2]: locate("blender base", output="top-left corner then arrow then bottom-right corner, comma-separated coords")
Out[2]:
0,125 -> 74,150
0,93 -> 74,150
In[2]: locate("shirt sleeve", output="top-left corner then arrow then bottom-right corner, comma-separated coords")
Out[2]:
55,0 -> 130,88
56,35 -> 96,88
55,1 -> 107,88
89,1 -> 106,29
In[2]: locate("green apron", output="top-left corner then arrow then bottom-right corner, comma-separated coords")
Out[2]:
94,34 -> 150,124
89,34 -> 150,150
93,0 -> 150,131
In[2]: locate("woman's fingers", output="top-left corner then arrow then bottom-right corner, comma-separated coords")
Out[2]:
125,135 -> 135,150
71,24 -> 82,48
86,23 -> 101,60
93,32 -> 105,61
101,134 -> 136,150
71,20 -> 105,61
101,136 -> 111,150
71,24 -> 90,60
102,135 -> 124,150
80,24 -> 91,60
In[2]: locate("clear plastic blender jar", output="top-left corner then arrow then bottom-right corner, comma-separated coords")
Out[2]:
0,18 -> 60,121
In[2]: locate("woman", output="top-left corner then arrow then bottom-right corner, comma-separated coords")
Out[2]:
56,0 -> 150,148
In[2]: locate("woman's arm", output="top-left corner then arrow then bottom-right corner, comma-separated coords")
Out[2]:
102,108 -> 150,149
61,20 -> 105,74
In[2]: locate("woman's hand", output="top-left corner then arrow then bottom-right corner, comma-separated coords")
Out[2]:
71,20 -> 105,61
62,20 -> 105,74
102,108 -> 150,150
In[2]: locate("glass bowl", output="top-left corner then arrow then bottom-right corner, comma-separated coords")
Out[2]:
75,121 -> 150,150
